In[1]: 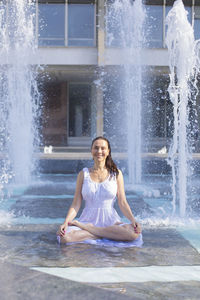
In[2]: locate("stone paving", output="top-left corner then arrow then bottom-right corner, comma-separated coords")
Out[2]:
0,174 -> 200,299
0,223 -> 200,299
0,261 -> 133,300
0,225 -> 200,268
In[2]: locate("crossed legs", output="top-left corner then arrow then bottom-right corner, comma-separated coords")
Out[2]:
58,227 -> 98,244
58,220 -> 139,244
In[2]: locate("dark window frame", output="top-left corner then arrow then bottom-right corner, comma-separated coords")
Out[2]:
37,0 -> 96,47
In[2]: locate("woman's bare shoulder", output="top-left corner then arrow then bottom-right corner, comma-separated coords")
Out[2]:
116,169 -> 124,184
75,170 -> 84,185
78,170 -> 84,179
117,169 -> 123,178
74,171 -> 84,193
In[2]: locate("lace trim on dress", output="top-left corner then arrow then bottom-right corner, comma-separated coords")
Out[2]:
83,167 -> 117,183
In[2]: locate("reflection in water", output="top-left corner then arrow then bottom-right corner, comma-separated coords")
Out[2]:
0,224 -> 199,268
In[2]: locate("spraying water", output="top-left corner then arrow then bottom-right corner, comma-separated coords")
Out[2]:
166,0 -> 198,217
0,0 -> 40,186
107,0 -> 146,184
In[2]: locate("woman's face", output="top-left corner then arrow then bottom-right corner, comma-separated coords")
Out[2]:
91,139 -> 110,163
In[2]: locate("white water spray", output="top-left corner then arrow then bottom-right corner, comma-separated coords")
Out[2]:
107,0 -> 146,184
0,1 -> 40,185
166,0 -> 198,217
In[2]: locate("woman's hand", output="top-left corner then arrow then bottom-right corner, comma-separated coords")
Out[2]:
132,221 -> 142,234
57,171 -> 83,237
57,223 -> 68,236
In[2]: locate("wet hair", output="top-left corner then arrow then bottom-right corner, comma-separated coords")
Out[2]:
91,136 -> 119,177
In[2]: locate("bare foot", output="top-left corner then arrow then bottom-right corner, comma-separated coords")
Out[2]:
69,220 -> 80,227
70,220 -> 94,230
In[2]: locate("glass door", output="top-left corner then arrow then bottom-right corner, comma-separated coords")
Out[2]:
68,83 -> 92,146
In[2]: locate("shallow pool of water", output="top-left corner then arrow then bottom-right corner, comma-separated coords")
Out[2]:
0,173 -> 199,269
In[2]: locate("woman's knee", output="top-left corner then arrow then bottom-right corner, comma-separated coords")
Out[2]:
58,231 -> 75,244
59,235 -> 70,244
59,229 -> 96,244
124,226 -> 139,241
128,230 -> 140,241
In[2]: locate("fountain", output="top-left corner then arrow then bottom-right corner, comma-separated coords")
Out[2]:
0,0 -> 198,222
106,0 -> 146,185
166,0 -> 199,217
0,0 -> 40,187
0,3 -> 200,293
106,0 -> 200,218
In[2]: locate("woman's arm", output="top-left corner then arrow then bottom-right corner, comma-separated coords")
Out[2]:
58,170 -> 84,236
117,170 -> 141,233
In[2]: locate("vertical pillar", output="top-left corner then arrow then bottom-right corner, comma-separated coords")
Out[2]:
96,84 -> 104,136
97,0 -> 105,66
96,0 -> 105,136
60,82 -> 68,145
91,83 -> 97,138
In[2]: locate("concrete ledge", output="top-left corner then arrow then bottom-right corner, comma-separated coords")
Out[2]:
32,266 -> 200,283
36,152 -> 200,160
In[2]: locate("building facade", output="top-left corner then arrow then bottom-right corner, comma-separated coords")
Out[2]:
34,0 -> 200,154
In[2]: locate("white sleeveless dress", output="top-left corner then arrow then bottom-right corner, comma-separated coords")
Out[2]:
57,168 -> 143,248
78,167 -> 121,226
63,167 -> 143,247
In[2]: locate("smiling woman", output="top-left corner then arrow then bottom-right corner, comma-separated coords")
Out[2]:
57,136 -> 143,246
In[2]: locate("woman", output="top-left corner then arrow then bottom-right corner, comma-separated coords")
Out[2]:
57,136 -> 142,244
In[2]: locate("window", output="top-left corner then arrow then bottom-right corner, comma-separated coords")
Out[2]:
68,3 -> 95,46
165,5 -> 192,23
0,1 -> 8,45
38,1 -> 65,46
107,1 -> 164,49
0,1 -> 36,46
145,5 -> 163,48
106,0 -> 146,48
38,1 -> 95,47
106,0 -> 123,47
165,5 -> 192,47
142,70 -> 173,151
69,84 -> 91,137
39,80 -> 68,146
194,6 -> 200,40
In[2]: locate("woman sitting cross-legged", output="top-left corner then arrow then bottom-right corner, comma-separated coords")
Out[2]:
57,136 -> 142,245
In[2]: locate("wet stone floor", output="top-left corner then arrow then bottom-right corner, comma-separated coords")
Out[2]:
0,174 -> 200,299
0,224 -> 200,268
1,223 -> 200,299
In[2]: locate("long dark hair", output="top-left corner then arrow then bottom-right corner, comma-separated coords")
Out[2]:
91,136 -> 119,177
